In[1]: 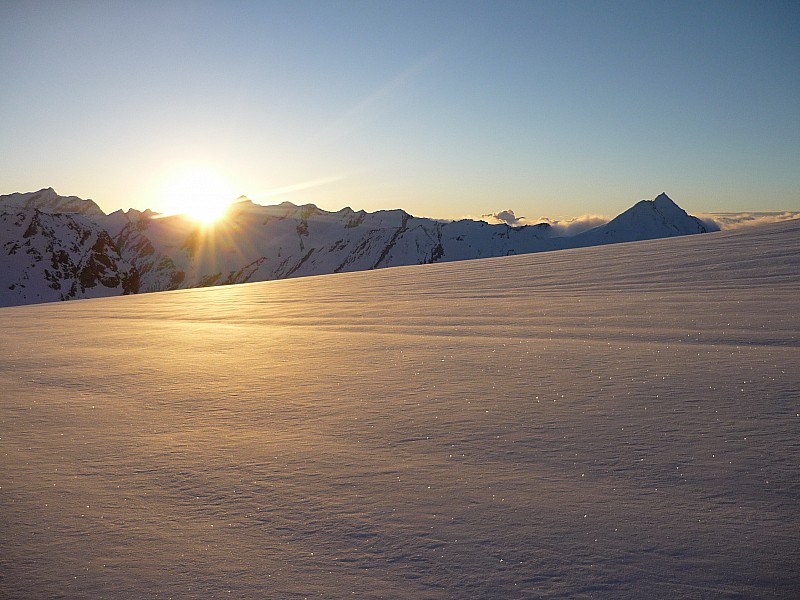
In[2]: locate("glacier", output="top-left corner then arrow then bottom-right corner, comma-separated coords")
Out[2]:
1,218 -> 798,598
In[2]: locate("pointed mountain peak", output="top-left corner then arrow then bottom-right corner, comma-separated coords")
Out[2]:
651,193 -> 689,219
626,193 -> 683,216
230,195 -> 255,207
568,192 -> 710,244
227,196 -> 260,215
653,192 -> 677,207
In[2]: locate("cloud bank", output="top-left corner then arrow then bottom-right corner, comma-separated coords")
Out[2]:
479,210 -> 609,237
698,212 -> 800,230
478,209 -> 799,236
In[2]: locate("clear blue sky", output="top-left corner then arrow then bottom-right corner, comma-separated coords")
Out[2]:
1,0 -> 798,219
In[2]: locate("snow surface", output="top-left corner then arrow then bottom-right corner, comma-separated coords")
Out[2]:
1,220 -> 798,599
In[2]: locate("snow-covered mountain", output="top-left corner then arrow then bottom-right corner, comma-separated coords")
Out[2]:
0,189 -> 715,306
0,187 -> 104,217
559,193 -> 711,248
0,210 -> 138,306
104,192 -> 715,294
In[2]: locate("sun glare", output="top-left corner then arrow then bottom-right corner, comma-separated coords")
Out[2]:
161,168 -> 237,225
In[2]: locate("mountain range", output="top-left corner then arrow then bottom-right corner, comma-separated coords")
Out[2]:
0,188 -> 714,307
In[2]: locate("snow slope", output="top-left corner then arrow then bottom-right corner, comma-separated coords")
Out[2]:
1,219 -> 797,599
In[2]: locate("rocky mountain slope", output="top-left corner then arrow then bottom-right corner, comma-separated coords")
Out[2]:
0,209 -> 137,306
0,189 -> 715,306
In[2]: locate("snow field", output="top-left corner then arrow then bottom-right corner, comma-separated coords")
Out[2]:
1,220 -> 798,598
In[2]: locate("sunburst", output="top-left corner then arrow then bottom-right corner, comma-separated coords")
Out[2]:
161,168 -> 237,225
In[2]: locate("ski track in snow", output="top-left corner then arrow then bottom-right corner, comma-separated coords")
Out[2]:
1,220 -> 798,599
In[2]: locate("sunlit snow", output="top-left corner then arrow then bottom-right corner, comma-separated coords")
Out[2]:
1,220 -> 798,598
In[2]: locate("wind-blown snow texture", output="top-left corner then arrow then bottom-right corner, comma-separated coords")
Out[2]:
1,219 -> 798,598
0,189 -> 713,306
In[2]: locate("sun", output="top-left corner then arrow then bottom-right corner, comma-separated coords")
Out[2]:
161,168 -> 237,225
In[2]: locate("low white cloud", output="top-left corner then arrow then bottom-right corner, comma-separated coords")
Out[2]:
478,210 -> 609,237
472,209 -> 799,236
537,215 -> 609,237
698,212 -> 800,230
480,209 -> 529,226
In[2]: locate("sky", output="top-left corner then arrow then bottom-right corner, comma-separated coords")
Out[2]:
1,0 -> 798,220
